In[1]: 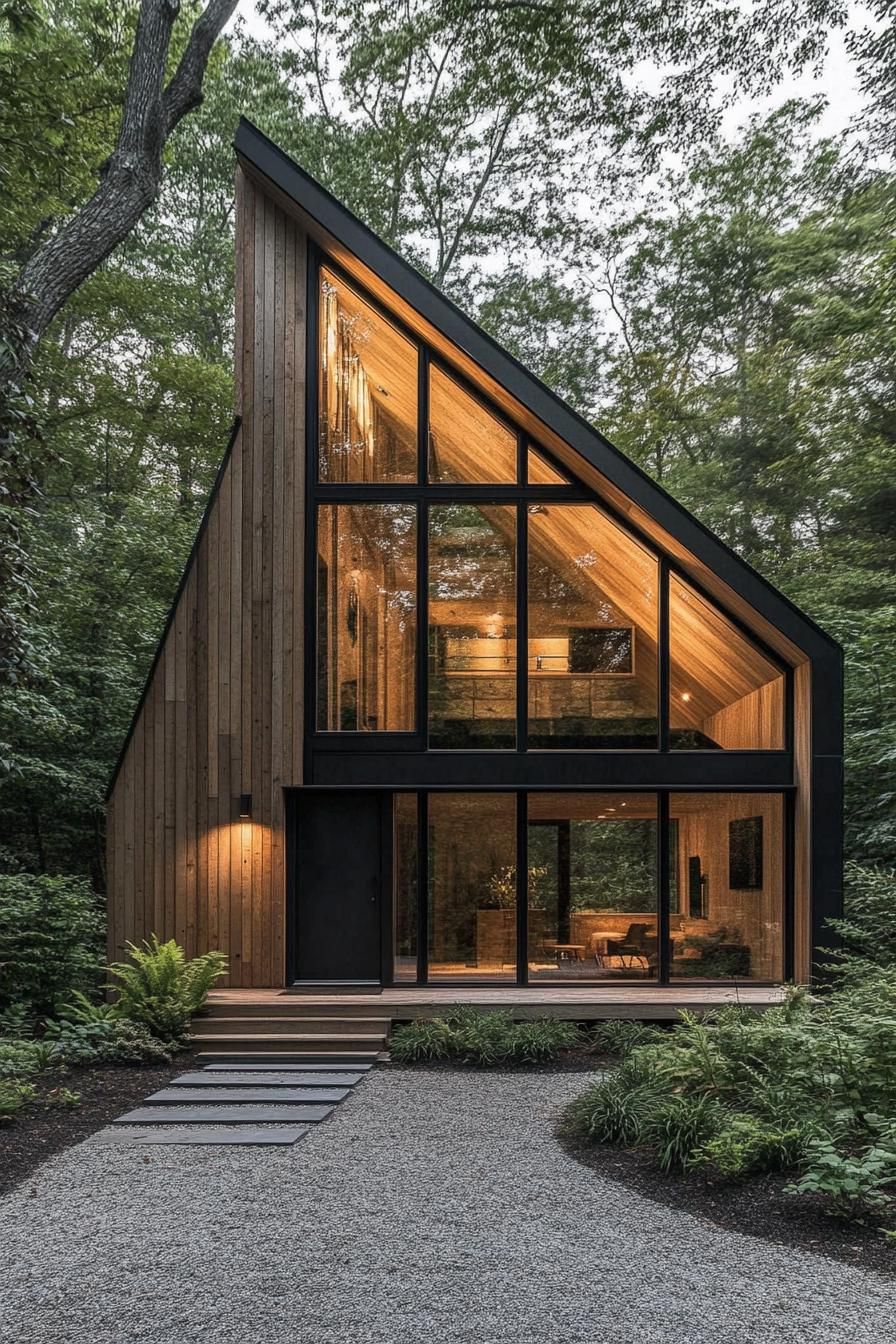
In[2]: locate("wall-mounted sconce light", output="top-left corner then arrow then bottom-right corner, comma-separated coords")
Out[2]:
239,793 -> 252,818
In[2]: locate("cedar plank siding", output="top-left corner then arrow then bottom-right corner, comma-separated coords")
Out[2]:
106,170 -> 305,987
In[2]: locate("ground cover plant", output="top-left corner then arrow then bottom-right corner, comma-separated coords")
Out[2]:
565,866 -> 896,1231
0,935 -> 227,1125
391,1007 -> 583,1066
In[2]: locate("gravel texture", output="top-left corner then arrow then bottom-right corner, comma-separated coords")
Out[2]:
1,1067 -> 893,1344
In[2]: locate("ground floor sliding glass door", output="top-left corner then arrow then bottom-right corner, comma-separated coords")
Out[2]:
392,791 -> 787,985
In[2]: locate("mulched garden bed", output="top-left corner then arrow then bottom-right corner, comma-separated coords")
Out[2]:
0,1053 -> 196,1197
560,1129 -> 896,1278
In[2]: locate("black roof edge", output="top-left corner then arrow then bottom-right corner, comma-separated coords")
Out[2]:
235,115 -> 840,659
106,416 -> 242,803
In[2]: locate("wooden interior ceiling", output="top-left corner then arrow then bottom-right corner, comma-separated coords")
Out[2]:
322,265 -> 417,455
529,447 -> 569,484
429,365 -> 517,482
669,575 -> 782,725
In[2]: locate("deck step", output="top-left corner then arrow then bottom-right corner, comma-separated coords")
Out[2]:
194,1015 -> 389,1037
200,1058 -> 376,1070
191,1035 -> 385,1056
201,1000 -> 394,1019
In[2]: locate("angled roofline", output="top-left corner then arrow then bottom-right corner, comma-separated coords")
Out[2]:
106,416 -> 242,801
235,115 -> 839,660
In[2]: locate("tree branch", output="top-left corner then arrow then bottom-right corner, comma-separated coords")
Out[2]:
4,0 -> 237,380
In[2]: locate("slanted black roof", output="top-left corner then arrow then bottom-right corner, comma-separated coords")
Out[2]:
235,116 -> 839,661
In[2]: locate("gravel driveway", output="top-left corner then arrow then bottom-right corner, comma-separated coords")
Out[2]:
1,1068 -> 892,1344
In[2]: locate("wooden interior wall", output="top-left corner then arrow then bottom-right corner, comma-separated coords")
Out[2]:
107,169 -> 306,986
674,794 -> 785,981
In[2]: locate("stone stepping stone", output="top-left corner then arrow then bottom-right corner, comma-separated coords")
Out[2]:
146,1087 -> 348,1105
177,1070 -> 364,1088
202,1059 -> 374,1071
114,1105 -> 334,1125
95,1127 -> 309,1146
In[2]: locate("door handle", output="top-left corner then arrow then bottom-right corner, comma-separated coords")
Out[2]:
370,876 -> 378,904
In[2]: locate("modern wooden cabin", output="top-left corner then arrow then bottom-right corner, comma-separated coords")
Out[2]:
106,120 -> 843,1018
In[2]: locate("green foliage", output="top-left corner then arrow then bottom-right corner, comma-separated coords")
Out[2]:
0,1078 -> 35,1120
41,1014 -> 176,1065
391,1008 -> 581,1066
0,1036 -> 55,1079
826,863 -> 896,975
588,1019 -> 667,1058
788,1131 -> 896,1220
0,873 -> 103,1014
108,936 -> 227,1041
567,970 -> 896,1222
691,1113 -> 808,1180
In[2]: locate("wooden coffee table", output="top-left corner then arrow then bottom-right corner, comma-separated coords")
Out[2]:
552,943 -> 585,963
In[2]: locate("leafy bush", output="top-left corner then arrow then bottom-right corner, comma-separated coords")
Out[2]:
588,1019 -> 666,1058
0,1079 -> 36,1121
827,863 -> 896,976
691,1113 -> 808,1180
0,1038 -> 57,1080
108,937 -> 227,1040
566,970 -> 896,1224
0,874 -> 104,1015
391,1009 -> 582,1066
788,1132 -> 896,1220
42,1016 -> 176,1065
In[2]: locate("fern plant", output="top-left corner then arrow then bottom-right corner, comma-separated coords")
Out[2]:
108,937 -> 227,1041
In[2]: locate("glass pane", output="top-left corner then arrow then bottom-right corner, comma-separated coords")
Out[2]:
527,794 -> 657,981
670,576 -> 785,749
528,446 -> 569,484
319,267 -> 417,482
317,504 -> 416,731
428,366 -> 517,482
428,793 -> 516,980
670,793 -> 784,980
429,504 -> 516,748
393,794 -> 418,982
527,505 -> 658,747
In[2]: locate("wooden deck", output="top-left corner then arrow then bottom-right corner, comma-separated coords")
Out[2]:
206,984 -> 787,1022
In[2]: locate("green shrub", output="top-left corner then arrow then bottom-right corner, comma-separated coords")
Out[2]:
691,1113 -> 809,1179
390,1019 -> 453,1063
648,1094 -> 724,1172
0,1002 -> 33,1038
0,1037 -> 58,1080
0,874 -> 104,1015
42,1016 -> 176,1065
108,937 -> 227,1040
826,863 -> 896,975
566,966 -> 896,1223
588,1020 -> 666,1058
391,1009 -> 582,1066
0,1079 -> 36,1120
565,1070 -> 664,1147
789,1133 -> 896,1221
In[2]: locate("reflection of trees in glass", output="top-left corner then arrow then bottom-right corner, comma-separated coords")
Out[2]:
528,820 -> 657,914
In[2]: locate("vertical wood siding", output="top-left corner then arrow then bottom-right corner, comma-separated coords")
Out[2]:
107,170 -> 306,987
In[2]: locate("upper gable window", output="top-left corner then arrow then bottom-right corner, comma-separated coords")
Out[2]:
527,446 -> 570,485
527,504 -> 658,748
428,366 -> 517,483
318,267 -> 417,482
669,576 -> 785,750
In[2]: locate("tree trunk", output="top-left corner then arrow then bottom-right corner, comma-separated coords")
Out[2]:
0,0 -> 238,394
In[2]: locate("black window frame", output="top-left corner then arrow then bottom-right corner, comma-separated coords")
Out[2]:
305,244 -> 792,766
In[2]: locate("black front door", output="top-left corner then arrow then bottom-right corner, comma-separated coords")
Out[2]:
293,791 -> 386,983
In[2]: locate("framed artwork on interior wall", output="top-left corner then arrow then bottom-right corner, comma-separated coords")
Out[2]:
729,816 -> 763,890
